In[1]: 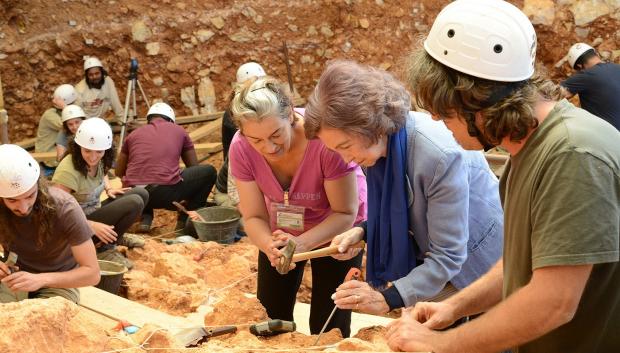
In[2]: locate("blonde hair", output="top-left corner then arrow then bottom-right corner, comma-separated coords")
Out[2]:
405,43 -> 562,144
229,77 -> 294,128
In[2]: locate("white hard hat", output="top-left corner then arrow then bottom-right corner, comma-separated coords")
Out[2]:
567,43 -> 595,69
61,104 -> 86,123
74,117 -> 112,151
0,144 -> 40,198
84,57 -> 103,71
147,102 -> 176,122
53,84 -> 78,105
424,0 -> 537,82
236,62 -> 266,84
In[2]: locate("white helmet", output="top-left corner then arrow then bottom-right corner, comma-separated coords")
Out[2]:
424,0 -> 536,82
236,62 -> 266,84
147,102 -> 175,122
0,144 -> 40,198
84,57 -> 103,71
53,84 -> 78,105
567,43 -> 595,69
75,117 -> 113,151
61,104 -> 86,123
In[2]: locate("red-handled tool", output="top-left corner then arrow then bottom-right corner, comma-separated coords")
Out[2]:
313,267 -> 361,346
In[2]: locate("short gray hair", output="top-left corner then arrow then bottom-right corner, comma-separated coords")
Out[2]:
229,76 -> 293,128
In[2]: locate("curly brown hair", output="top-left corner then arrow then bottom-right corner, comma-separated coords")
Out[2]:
304,60 -> 411,144
405,44 -> 562,145
0,177 -> 58,250
67,138 -> 115,177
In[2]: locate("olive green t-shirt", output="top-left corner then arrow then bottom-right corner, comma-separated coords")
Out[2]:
52,156 -> 104,215
500,100 -> 620,352
34,108 -> 62,167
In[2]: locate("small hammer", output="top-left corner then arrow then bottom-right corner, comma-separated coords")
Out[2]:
276,241 -> 365,275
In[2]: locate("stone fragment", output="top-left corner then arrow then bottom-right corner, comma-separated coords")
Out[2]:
198,77 -> 217,114
68,20 -> 77,26
195,29 -> 215,42
131,20 -> 152,43
574,27 -> 590,39
288,24 -> 298,32
152,76 -> 164,86
181,86 -> 199,115
84,38 -> 94,45
523,0 -> 555,26
229,27 -> 254,42
564,0 -> 618,26
306,25 -> 318,36
320,24 -> 334,37
211,16 -> 225,30
146,42 -> 160,56
359,18 -> 370,28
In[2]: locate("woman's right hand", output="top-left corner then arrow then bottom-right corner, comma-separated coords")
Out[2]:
89,221 -> 118,244
331,226 -> 365,261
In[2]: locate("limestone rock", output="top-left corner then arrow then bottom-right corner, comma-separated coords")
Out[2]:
523,0 -> 555,26
166,55 -> 189,72
131,20 -> 152,43
288,24 -> 298,32
204,289 -> 269,326
229,27 -> 254,42
195,29 -> 215,43
180,85 -> 199,115
320,24 -> 334,37
210,16 -> 225,30
306,25 -> 318,36
563,0 -> 619,26
574,27 -> 591,39
152,76 -> 164,86
146,42 -> 160,56
359,18 -> 370,29
198,77 -> 217,114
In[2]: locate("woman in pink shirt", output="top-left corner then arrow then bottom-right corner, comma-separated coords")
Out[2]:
229,77 -> 367,337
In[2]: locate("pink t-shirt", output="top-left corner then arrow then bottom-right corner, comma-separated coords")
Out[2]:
121,119 -> 194,187
230,123 -> 367,237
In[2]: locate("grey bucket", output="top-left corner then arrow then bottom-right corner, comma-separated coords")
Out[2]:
192,206 -> 241,244
95,260 -> 127,295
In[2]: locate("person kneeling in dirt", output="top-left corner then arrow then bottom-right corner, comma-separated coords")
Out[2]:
0,144 -> 100,304
114,102 -> 217,233
228,76 -> 368,338
52,118 -> 148,270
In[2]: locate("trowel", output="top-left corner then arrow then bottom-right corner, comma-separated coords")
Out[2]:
276,240 -> 365,275
174,325 -> 237,347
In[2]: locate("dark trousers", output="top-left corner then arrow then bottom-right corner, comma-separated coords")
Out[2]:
143,165 -> 217,223
256,249 -> 363,338
87,187 -> 148,251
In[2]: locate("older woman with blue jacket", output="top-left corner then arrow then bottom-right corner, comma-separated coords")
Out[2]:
303,60 -> 503,315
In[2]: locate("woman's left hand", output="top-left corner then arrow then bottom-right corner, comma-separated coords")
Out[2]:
106,187 -> 131,199
333,280 -> 390,315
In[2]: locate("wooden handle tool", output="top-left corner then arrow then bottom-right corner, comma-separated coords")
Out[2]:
291,241 -> 365,263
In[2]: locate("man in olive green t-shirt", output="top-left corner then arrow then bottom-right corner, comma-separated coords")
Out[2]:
385,1 -> 620,353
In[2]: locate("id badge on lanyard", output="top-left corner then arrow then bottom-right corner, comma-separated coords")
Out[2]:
271,191 -> 305,232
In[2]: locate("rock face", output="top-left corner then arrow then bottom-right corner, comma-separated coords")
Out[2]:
0,0 -> 618,143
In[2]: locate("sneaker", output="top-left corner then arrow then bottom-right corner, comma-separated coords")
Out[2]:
97,248 -> 134,270
139,213 -> 153,233
119,233 -> 145,249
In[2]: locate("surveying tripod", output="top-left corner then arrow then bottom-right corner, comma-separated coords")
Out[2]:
118,58 -> 150,152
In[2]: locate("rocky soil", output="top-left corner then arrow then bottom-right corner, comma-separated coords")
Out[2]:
0,0 -> 618,142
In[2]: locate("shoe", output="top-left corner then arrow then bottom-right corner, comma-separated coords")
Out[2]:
119,233 -> 145,249
97,248 -> 134,270
139,213 -> 153,233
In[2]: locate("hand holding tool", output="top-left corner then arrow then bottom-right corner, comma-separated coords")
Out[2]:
313,267 -> 361,346
276,241 -> 365,275
3,252 -> 18,274
173,201 -> 206,223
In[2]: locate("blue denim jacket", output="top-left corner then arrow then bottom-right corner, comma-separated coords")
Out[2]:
392,112 -> 504,307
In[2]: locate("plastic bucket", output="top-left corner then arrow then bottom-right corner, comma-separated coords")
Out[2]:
95,260 -> 127,295
192,206 -> 241,244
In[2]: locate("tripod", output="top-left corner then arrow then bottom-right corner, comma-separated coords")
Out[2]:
118,58 -> 150,152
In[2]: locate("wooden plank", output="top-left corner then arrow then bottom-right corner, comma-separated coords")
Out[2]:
176,111 -> 222,125
31,151 -> 56,162
194,142 -> 222,154
188,117 -> 222,142
79,286 -> 200,331
16,137 -> 36,150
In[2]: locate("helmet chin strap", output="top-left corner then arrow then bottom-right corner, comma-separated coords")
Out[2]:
465,115 -> 495,152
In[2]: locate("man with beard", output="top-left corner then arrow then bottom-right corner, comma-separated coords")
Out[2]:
75,57 -> 123,123
0,144 -> 100,303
